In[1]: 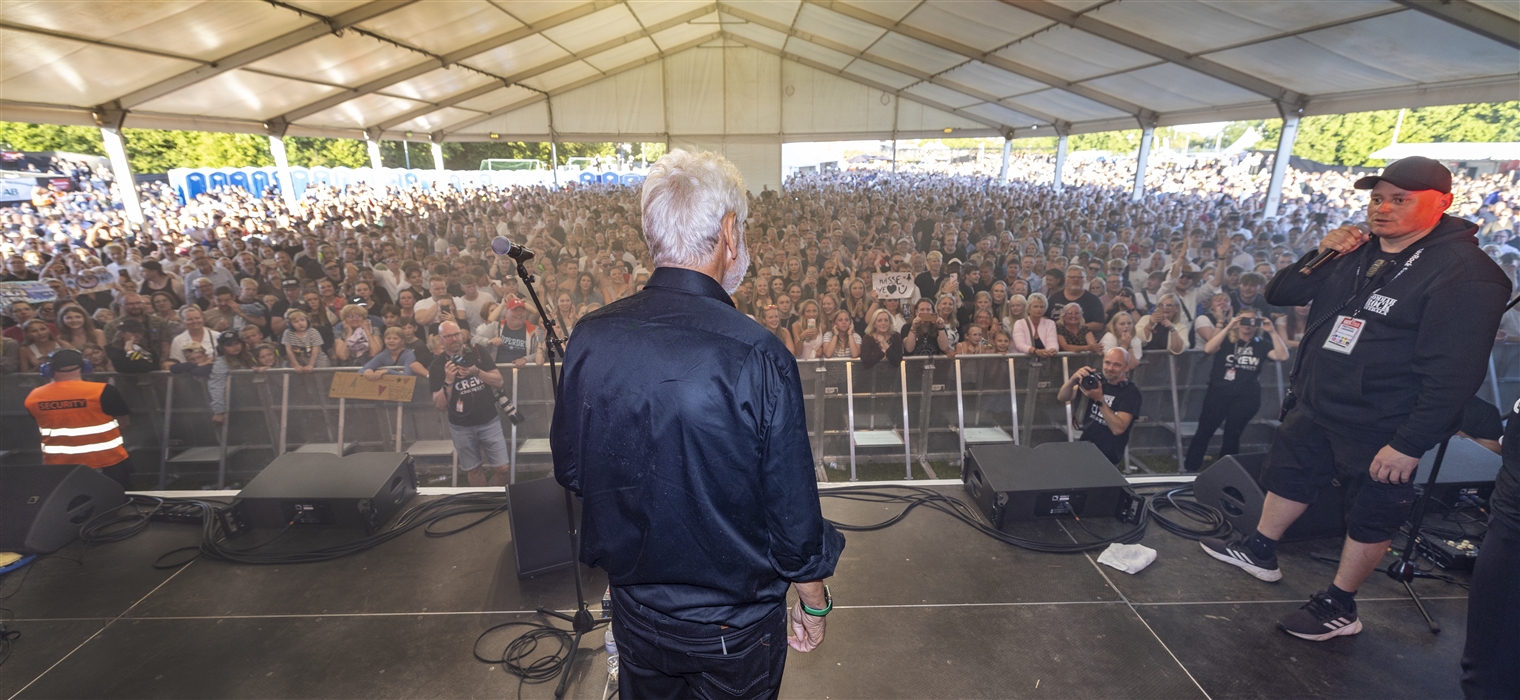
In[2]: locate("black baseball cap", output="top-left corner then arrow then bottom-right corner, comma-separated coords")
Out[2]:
1354,156 -> 1452,194
217,330 -> 242,347
47,348 -> 84,372
47,347 -> 85,370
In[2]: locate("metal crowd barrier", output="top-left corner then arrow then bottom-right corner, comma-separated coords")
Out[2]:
0,346 -> 1514,489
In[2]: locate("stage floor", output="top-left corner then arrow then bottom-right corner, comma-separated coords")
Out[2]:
1,482 -> 1472,699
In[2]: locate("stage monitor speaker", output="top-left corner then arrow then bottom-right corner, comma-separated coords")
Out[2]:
962,442 -> 1132,532
232,452 -> 416,534
506,476 -> 577,578
1193,453 -> 1344,543
1419,436 -> 1501,508
0,464 -> 125,554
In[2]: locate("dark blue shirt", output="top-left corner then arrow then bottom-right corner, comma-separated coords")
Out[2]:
552,267 -> 844,627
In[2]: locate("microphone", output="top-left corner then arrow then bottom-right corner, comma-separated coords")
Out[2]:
1299,222 -> 1372,276
491,236 -> 535,262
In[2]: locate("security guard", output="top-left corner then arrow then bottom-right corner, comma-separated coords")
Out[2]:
24,348 -> 133,488
1200,156 -> 1510,641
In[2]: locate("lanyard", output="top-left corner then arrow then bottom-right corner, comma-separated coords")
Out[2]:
1288,240 -> 1426,381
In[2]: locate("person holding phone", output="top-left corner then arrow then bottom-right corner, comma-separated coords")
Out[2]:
791,299 -> 823,359
1183,309 -> 1289,473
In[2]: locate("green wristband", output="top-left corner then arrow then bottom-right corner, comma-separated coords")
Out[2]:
801,585 -> 832,617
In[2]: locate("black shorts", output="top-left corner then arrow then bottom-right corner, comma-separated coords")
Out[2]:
1261,408 -> 1416,543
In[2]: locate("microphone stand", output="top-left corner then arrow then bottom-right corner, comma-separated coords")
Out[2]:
513,257 -> 607,698
1384,438 -> 1450,634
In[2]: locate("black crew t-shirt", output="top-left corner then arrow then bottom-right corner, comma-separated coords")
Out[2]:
428,346 -> 498,427
1208,334 -> 1276,389
1078,379 -> 1143,465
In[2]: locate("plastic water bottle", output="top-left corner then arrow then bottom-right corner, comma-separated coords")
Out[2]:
605,628 -> 619,681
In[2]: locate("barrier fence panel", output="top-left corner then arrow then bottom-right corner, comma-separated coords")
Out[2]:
1492,343 -> 1520,411
846,356 -> 908,478
954,355 -> 1019,477
1125,352 -> 1184,467
920,357 -> 962,467
805,359 -> 853,479
511,364 -> 556,483
283,369 -> 340,453
2,341 -> 1519,486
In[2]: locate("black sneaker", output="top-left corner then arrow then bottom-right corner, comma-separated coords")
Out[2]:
1199,537 -> 1282,582
1278,591 -> 1361,641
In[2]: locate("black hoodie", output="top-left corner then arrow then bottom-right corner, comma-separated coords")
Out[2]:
1266,214 -> 1509,458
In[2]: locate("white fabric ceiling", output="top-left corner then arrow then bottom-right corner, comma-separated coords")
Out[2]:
1,0 -> 1516,143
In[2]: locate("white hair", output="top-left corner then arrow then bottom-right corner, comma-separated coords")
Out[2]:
640,150 -> 747,268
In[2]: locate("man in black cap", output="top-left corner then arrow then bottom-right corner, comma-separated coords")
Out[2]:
1200,156 -> 1510,642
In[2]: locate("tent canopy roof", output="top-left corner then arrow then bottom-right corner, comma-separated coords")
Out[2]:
2,0 -> 1516,143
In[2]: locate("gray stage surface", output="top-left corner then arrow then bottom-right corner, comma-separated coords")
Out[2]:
0,482 -> 1471,699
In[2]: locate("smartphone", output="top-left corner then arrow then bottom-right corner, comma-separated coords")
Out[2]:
807,318 -> 816,328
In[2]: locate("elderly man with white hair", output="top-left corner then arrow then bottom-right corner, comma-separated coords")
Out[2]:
552,150 -> 844,699
1057,346 -> 1143,468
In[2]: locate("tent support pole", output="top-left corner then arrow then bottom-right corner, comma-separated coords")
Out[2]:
1265,102 -> 1303,219
94,109 -> 144,226
1132,118 -> 1156,202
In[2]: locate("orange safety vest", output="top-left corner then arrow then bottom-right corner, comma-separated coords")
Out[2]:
24,380 -> 128,468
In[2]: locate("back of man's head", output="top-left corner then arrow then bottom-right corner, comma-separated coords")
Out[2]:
641,150 -> 748,268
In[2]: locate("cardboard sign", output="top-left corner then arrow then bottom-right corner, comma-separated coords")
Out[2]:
872,271 -> 914,299
328,372 -> 416,402
0,280 -> 56,312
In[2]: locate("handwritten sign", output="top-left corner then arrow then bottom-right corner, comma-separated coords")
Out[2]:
328,372 -> 417,402
872,272 -> 914,299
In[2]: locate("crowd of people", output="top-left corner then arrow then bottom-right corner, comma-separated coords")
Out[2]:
0,150 -> 1516,464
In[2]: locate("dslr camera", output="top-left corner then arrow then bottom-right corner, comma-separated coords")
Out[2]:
1080,372 -> 1103,392
453,353 -> 526,425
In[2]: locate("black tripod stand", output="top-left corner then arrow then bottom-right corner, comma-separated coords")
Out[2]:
514,257 -> 608,698
1385,437 -> 1452,634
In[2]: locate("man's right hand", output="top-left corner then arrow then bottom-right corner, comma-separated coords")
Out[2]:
1318,225 -> 1370,258
788,602 -> 826,652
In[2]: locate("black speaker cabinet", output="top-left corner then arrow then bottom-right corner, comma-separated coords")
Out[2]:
963,442 -> 1132,532
0,464 -> 126,554
1193,453 -> 1345,543
1420,436 -> 1502,508
232,452 -> 417,534
506,476 -> 577,578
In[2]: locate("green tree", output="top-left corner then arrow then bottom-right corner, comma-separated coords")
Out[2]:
284,137 -> 369,168
0,122 -> 104,155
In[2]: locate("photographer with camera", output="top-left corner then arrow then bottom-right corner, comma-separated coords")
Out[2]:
1057,347 -> 1142,467
1182,309 -> 1289,473
430,320 -> 510,487
902,297 -> 953,357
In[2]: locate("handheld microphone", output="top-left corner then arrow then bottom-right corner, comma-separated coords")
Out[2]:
1299,222 -> 1372,276
491,236 -> 535,262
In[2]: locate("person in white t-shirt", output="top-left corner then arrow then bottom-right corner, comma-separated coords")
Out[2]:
413,277 -> 465,326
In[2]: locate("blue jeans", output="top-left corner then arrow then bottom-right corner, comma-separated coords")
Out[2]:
612,587 -> 787,699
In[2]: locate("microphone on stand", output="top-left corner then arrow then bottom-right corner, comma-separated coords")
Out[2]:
1299,222 -> 1372,276
491,236 -> 536,262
